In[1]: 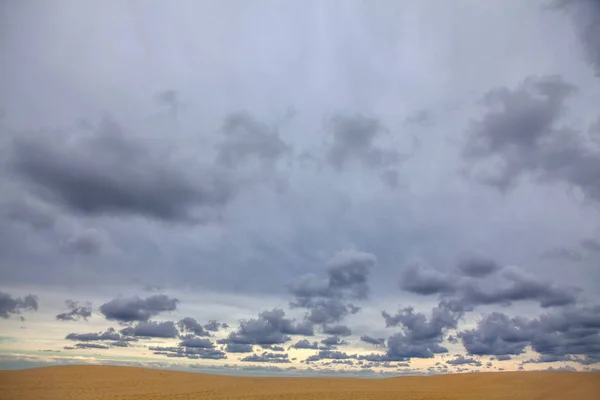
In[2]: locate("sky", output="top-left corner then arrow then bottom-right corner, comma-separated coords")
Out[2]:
0,0 -> 599,377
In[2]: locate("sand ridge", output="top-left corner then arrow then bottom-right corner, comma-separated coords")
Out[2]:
0,365 -> 599,399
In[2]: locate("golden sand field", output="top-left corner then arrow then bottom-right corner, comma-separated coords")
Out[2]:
0,366 -> 598,400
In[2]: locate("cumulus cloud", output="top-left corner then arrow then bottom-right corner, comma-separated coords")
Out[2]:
177,317 -> 210,337
65,328 -> 130,342
56,300 -> 92,321
220,308 -> 313,346
581,238 -> 600,252
0,291 -> 38,318
380,300 -> 461,360
151,345 -> 227,360
241,352 -> 291,364
216,112 -> 290,169
399,258 -> 579,310
224,343 -> 254,353
463,75 -> 600,202
552,0 -> 600,76
99,294 -> 178,323
120,321 -> 179,338
292,339 -> 319,350
9,117 -> 238,222
325,114 -> 404,172
360,335 -> 386,347
459,305 -> 600,364
445,355 -> 482,366
289,250 -> 376,326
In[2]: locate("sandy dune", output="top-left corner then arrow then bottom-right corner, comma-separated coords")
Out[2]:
0,366 -> 598,400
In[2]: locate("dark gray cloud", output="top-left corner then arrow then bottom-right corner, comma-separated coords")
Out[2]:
177,317 -> 210,337
56,300 -> 92,321
459,312 -> 531,356
221,308 -> 313,346
241,352 -> 290,363
456,256 -> 500,278
224,343 -> 254,353
155,89 -> 183,118
62,229 -> 105,256
305,350 -> 355,362
463,75 -> 600,202
204,320 -> 229,332
217,112 -> 290,169
292,339 -> 319,349
0,291 -> 38,318
445,355 -> 482,366
179,336 -> 214,349
99,294 -> 178,323
9,117 -> 237,222
581,238 -> 600,252
460,305 -> 600,364
322,324 -> 352,337
289,250 -> 376,326
540,246 -> 583,262
400,262 -> 456,295
120,321 -> 179,338
360,335 -> 386,347
320,335 -> 348,348
325,114 -> 403,171
71,343 -> 110,350
399,259 -> 579,310
553,0 -> 600,76
381,300 -> 461,360
151,346 -> 227,360
65,328 -> 124,342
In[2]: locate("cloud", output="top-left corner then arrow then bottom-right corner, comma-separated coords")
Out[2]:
241,352 -> 291,363
216,112 -> 290,169
360,335 -> 386,347
261,345 -> 285,352
463,75 -> 600,203
306,350 -> 355,362
459,305 -> 600,364
179,336 -> 215,349
445,355 -> 482,366
204,320 -> 229,332
399,258 -> 579,310
456,256 -> 500,278
99,294 -> 178,323
325,114 -> 403,171
177,317 -> 210,337
71,343 -> 110,350
220,308 -> 313,346
540,246 -> 583,262
9,117 -> 238,222
224,343 -> 254,353
320,335 -> 348,348
380,300 -> 461,360
581,238 -> 600,252
0,292 -> 38,318
289,250 -> 376,326
322,324 -> 352,336
400,262 -> 456,295
120,321 -> 179,338
56,300 -> 92,321
65,328 -> 131,342
62,229 -> 107,256
292,339 -> 319,350
552,0 -> 600,76
155,89 -> 183,118
151,346 -> 227,360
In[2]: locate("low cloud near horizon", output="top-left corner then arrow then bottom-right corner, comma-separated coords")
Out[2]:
0,0 -> 599,376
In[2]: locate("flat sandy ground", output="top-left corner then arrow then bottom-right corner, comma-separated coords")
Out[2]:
0,366 -> 599,400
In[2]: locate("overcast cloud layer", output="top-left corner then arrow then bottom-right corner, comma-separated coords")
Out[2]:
0,0 -> 599,376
